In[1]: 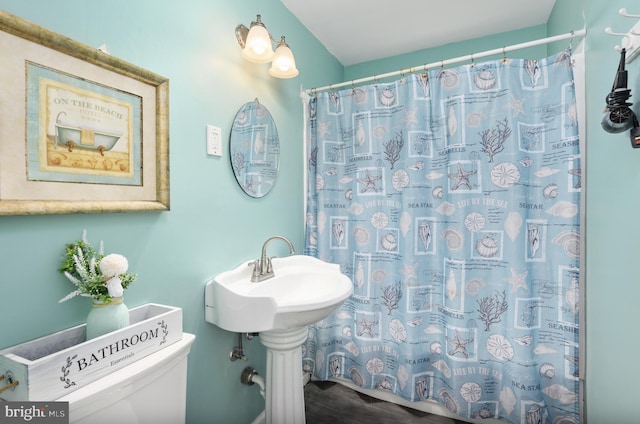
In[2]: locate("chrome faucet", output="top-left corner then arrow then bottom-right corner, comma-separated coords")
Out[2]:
249,236 -> 295,282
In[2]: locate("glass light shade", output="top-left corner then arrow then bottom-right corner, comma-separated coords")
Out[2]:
268,42 -> 299,78
242,24 -> 274,63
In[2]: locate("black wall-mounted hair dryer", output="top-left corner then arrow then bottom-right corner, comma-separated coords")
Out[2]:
601,48 -> 640,147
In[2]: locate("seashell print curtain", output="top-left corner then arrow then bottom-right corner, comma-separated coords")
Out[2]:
302,50 -> 580,424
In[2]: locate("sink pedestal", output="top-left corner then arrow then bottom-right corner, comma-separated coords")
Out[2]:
260,327 -> 309,424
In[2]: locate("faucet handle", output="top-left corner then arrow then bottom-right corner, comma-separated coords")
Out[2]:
266,256 -> 276,274
248,260 -> 260,281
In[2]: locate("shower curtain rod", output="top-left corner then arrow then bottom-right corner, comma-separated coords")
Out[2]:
305,28 -> 586,94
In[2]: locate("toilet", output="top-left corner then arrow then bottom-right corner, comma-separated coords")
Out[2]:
57,333 -> 195,424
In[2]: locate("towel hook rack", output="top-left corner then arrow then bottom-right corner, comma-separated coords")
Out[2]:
619,8 -> 640,19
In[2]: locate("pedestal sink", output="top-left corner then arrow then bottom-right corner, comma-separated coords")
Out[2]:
205,254 -> 353,424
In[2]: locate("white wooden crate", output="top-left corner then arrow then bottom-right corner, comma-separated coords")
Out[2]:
0,303 -> 182,401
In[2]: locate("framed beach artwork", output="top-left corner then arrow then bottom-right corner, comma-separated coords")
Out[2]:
0,11 -> 169,215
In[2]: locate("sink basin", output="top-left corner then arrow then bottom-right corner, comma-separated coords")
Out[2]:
205,255 -> 353,333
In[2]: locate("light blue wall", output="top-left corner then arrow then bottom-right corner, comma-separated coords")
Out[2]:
1,0 -> 638,423
0,1 -> 341,423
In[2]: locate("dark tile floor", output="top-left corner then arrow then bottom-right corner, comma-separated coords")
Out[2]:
304,381 -> 468,424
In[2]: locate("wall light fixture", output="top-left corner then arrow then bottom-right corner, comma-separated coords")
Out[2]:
235,15 -> 299,79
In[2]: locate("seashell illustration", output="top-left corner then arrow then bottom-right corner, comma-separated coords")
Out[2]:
526,404 -> 544,424
438,69 -> 459,88
432,186 -> 445,199
339,176 -> 353,184
432,360 -> 452,378
329,92 -> 340,111
352,225 -> 370,245
415,377 -> 430,400
565,277 -> 579,314
389,319 -> 407,342
543,384 -> 578,404
253,132 -> 263,156
315,350 -> 325,373
400,212 -> 412,237
473,69 -> 497,90
447,105 -> 458,137
438,388 -> 460,414
336,311 -> 351,319
486,334 -> 514,361
235,111 -> 249,126
491,162 -> 521,188
500,387 -> 516,415
345,189 -> 353,200
460,381 -> 482,403
543,183 -> 559,199
371,269 -> 386,283
373,125 -> 387,138
309,231 -> 317,247
528,224 -> 540,257
424,325 -> 443,334
378,87 -> 396,107
524,59 -> 541,87
539,362 -> 556,379
407,317 -> 423,327
520,157 -> 533,167
365,357 -> 384,375
533,344 -> 558,354
430,341 -> 442,354
445,269 -> 457,300
464,212 -> 485,232
317,211 -> 327,232
504,211 -> 523,241
409,160 -> 425,171
381,232 -> 398,251
442,227 -> 464,251
350,87 -> 368,105
513,334 -> 533,346
392,169 -> 410,191
416,73 -> 429,96
553,417 -> 579,424
345,341 -> 359,356
332,220 -> 345,246
348,202 -> 364,215
370,211 -> 389,229
465,278 -> 486,296
466,111 -> 486,127
397,365 -> 409,390
376,378 -> 394,391
436,202 -> 456,216
426,171 -> 444,180
342,326 -> 353,337
418,222 -> 432,250
324,167 -> 338,176
316,175 -> 325,190
356,120 -> 366,147
552,230 -> 580,258
546,201 -> 579,218
349,367 -> 365,387
476,236 -> 499,258
535,167 -> 559,177
354,260 -> 365,288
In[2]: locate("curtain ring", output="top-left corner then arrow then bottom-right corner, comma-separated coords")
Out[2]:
470,53 -> 475,67
502,46 -> 507,63
569,30 -> 575,52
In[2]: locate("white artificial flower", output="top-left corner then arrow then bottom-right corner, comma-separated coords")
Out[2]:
105,276 -> 124,298
100,253 -> 129,278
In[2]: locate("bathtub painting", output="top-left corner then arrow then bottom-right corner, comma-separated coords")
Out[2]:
55,123 -> 122,156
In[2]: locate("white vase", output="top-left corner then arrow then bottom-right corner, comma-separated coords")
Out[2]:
85,297 -> 130,340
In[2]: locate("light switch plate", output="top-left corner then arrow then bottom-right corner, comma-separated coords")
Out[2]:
206,125 -> 222,157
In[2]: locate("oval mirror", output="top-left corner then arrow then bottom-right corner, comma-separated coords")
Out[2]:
229,100 -> 280,198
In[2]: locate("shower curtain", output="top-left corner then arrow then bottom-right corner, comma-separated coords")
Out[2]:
302,50 -> 580,424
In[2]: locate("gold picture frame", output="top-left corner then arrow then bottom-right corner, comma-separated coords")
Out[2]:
0,10 -> 169,215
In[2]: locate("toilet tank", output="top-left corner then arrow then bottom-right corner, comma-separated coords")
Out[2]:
57,333 -> 195,424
